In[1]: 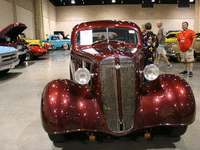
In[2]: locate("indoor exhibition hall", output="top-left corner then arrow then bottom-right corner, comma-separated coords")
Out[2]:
0,0 -> 200,150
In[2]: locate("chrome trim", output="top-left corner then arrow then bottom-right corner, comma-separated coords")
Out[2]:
0,59 -> 19,71
100,56 -> 136,132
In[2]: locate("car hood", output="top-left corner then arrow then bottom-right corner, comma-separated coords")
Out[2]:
81,44 -> 138,55
0,22 -> 27,38
0,46 -> 18,53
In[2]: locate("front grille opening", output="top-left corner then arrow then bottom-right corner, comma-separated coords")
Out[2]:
120,123 -> 123,131
2,54 -> 16,58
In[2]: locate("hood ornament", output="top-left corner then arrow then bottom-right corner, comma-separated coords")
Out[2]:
115,64 -> 121,69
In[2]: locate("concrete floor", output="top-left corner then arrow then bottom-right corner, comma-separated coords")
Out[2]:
0,49 -> 199,150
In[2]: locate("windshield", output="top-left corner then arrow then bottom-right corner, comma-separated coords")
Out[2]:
76,27 -> 139,46
166,34 -> 178,39
51,36 -> 60,40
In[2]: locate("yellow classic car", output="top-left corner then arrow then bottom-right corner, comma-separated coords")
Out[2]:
19,33 -> 54,50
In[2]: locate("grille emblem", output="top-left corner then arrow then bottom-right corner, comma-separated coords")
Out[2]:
115,64 -> 121,69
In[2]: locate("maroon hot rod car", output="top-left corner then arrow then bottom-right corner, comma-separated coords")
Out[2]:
41,20 -> 196,142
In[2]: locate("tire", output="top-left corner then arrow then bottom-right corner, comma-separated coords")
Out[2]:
48,134 -> 67,142
19,54 -> 26,64
25,51 -> 34,61
63,44 -> 69,50
165,125 -> 188,137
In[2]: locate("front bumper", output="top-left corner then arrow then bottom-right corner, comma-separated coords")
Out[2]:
18,49 -> 29,56
0,59 -> 20,71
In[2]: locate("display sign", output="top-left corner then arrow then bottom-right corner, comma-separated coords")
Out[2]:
80,30 -> 93,45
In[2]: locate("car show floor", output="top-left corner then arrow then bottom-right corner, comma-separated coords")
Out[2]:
0,49 -> 200,150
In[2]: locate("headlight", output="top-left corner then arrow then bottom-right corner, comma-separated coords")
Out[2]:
17,45 -> 23,50
74,68 -> 91,85
143,64 -> 159,81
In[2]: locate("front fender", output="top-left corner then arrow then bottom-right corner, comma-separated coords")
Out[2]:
142,74 -> 195,128
41,79 -> 97,134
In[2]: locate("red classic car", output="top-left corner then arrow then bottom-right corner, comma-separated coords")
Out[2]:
0,22 -> 29,64
26,45 -> 47,61
41,20 -> 196,142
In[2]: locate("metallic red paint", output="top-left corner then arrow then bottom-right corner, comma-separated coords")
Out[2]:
29,45 -> 47,57
142,74 -> 195,128
41,20 -> 196,139
41,79 -> 97,134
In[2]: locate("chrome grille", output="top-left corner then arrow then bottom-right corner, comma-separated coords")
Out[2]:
1,53 -> 17,62
100,56 -> 136,132
120,56 -> 136,131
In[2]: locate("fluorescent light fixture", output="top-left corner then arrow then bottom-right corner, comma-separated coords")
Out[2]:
71,0 -> 75,4
112,0 -> 116,3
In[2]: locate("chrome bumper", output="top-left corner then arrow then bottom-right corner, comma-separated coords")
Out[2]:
164,46 -> 179,57
0,59 -> 20,71
166,51 -> 177,56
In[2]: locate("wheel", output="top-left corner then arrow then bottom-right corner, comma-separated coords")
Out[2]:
63,44 -> 69,50
0,69 -> 9,75
48,134 -> 67,142
19,54 -> 26,64
25,51 -> 34,61
165,125 -> 188,137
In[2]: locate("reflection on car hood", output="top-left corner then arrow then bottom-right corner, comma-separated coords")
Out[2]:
0,46 -> 18,53
81,45 -> 138,55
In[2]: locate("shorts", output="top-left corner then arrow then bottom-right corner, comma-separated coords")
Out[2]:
157,45 -> 166,54
180,49 -> 194,62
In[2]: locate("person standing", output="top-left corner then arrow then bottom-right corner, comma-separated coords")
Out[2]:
142,22 -> 158,67
177,22 -> 196,77
155,21 -> 172,68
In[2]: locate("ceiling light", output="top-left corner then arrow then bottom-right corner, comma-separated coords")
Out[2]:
151,0 -> 155,2
71,0 -> 75,4
189,0 -> 194,2
112,0 -> 116,3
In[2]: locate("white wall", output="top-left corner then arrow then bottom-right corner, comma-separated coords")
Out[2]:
0,1 -> 196,39
0,0 -> 35,39
42,0 -> 56,39
0,0 -> 14,31
56,4 -> 195,37
16,6 -> 35,39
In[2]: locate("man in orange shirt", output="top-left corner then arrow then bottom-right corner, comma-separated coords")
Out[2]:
177,22 -> 196,77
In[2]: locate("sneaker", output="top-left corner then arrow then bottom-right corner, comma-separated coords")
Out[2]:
189,71 -> 193,77
167,64 -> 172,68
179,70 -> 188,75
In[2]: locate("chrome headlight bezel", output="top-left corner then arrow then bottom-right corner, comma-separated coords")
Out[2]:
74,68 -> 91,85
143,64 -> 159,81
